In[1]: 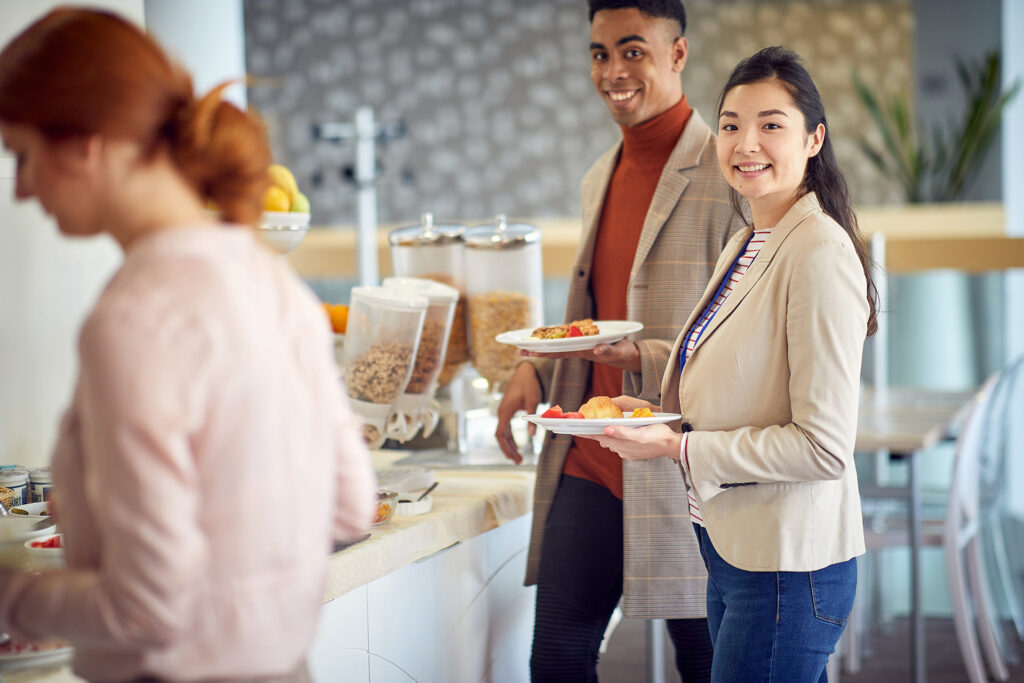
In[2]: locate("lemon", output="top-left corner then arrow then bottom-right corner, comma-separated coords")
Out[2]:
291,191 -> 311,213
268,164 -> 299,200
263,185 -> 291,212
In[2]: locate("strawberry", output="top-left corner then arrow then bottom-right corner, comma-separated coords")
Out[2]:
541,405 -> 564,419
566,325 -> 584,338
563,411 -> 585,419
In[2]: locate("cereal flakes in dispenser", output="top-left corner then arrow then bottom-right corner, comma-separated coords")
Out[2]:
463,215 -> 543,390
388,213 -> 468,387
381,276 -> 459,441
342,286 -> 428,448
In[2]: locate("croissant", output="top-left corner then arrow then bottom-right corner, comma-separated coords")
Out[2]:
579,396 -> 623,419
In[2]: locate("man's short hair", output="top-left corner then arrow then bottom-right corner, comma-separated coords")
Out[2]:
587,0 -> 687,37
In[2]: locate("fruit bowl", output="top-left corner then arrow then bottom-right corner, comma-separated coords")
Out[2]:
257,211 -> 311,255
24,534 -> 64,570
372,490 -> 398,526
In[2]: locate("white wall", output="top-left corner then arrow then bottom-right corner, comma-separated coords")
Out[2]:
0,1 -> 248,469
0,2 -> 144,469
144,0 -> 247,109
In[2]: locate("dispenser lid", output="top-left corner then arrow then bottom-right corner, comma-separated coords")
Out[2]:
462,214 -> 540,250
382,277 -> 459,304
350,285 -> 428,312
388,212 -> 465,246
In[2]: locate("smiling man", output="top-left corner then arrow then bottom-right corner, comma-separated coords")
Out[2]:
494,1 -> 746,680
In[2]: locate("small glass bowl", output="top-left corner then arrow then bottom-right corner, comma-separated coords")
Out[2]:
373,490 -> 399,526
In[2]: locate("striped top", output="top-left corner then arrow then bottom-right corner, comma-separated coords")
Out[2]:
679,229 -> 771,526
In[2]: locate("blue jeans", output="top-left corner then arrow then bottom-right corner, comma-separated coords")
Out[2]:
694,525 -> 856,683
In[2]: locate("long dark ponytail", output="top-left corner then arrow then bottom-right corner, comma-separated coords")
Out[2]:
717,46 -> 879,336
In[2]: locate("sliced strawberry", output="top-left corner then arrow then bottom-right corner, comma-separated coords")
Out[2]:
540,405 -> 563,419
566,325 -> 583,338
563,411 -> 585,419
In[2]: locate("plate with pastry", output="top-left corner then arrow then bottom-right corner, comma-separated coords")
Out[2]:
522,396 -> 680,435
495,320 -> 643,352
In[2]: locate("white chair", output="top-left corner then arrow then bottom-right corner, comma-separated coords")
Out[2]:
844,370 -> 1015,681
975,357 -> 1024,646
944,372 -> 1010,682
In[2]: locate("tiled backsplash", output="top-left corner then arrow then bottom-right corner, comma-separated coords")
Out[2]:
244,0 -> 911,226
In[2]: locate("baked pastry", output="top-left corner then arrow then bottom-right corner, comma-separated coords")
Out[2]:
529,318 -> 600,340
579,396 -> 623,419
530,324 -> 569,340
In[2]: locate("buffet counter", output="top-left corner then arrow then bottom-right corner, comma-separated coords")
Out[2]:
6,452 -> 539,682
323,450 -> 535,600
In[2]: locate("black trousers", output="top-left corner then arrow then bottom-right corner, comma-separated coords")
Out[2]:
530,475 -> 713,682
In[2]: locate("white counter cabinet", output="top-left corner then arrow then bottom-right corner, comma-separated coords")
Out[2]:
310,514 -> 534,682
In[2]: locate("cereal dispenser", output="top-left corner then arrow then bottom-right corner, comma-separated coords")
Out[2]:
381,277 -> 458,442
463,215 -> 543,391
342,286 -> 428,449
388,213 -> 468,387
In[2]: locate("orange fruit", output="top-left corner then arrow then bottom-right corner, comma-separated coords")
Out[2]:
323,303 -> 349,334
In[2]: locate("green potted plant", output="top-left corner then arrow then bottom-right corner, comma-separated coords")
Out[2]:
852,51 -> 1020,202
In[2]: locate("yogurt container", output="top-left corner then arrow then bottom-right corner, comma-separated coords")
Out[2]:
29,467 -> 53,503
0,466 -> 29,507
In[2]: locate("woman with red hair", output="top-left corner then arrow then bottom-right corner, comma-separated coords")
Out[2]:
0,8 -> 375,681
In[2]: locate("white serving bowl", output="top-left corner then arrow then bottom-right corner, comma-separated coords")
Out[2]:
257,211 -> 311,255
0,502 -> 55,542
24,533 -> 64,570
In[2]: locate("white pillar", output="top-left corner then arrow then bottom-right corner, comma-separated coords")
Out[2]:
144,0 -> 247,109
1001,0 -> 1024,518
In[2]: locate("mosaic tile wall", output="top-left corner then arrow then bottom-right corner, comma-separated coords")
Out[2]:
243,0 -> 911,225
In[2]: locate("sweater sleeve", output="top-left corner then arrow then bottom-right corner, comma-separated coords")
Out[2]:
0,308 -> 205,648
331,379 -> 377,542
625,338 -> 672,404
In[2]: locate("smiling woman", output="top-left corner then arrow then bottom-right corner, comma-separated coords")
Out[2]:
717,82 -> 824,227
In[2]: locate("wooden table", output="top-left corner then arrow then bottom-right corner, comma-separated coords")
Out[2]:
855,386 -> 976,683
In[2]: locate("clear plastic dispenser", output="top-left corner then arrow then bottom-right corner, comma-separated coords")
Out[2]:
342,286 -> 428,449
462,215 -> 543,390
388,213 -> 468,387
381,276 -> 459,442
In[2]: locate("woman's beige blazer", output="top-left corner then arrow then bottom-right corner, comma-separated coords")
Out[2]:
662,192 -> 868,572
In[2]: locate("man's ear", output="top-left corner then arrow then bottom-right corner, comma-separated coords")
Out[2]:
673,36 -> 688,73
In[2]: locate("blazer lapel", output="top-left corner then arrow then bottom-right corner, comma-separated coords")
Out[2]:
690,192 -> 824,354
680,227 -> 750,340
577,142 -> 621,273
629,110 -> 712,279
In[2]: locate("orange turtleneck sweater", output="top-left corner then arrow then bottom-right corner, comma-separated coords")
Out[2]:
562,95 -> 693,499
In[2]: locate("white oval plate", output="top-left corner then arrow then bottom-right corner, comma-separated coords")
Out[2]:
495,320 -> 644,352
522,412 -> 681,435
0,644 -> 73,672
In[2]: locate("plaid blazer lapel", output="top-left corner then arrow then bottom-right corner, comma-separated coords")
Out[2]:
630,110 -> 711,279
